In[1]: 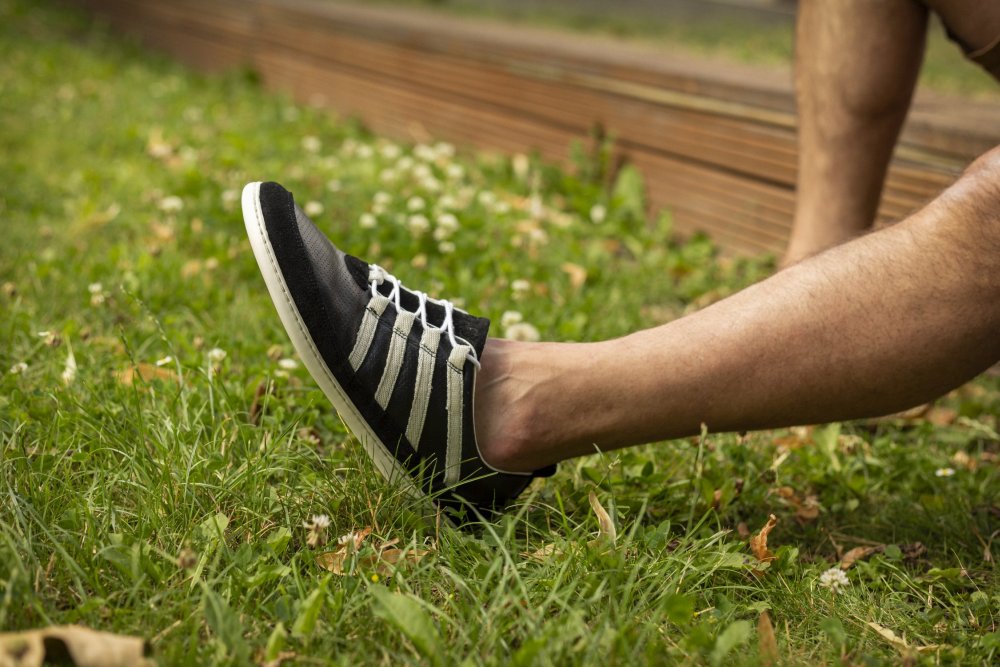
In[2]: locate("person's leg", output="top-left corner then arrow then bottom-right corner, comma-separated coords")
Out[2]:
476,147 -> 1000,472
783,0 -> 928,266
925,0 -> 1000,80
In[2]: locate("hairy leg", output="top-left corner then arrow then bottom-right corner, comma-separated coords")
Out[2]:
783,0 -> 928,266
477,149 -> 1000,472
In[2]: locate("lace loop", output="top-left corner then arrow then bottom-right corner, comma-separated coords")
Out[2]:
367,264 -> 480,368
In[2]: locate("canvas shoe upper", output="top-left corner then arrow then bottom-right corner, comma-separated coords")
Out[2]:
242,181 -> 553,520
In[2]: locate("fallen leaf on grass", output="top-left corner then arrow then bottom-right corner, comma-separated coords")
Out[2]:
772,486 -> 821,523
750,514 -> 778,570
115,364 -> 177,386
560,262 -> 588,290
0,625 -> 152,667
588,491 -> 617,545
522,543 -> 564,562
840,545 -> 883,570
316,529 -> 431,577
880,403 -> 958,426
866,622 -> 943,655
771,426 -> 813,450
758,611 -> 779,666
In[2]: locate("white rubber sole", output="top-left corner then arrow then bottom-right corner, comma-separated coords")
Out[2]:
241,182 -> 425,503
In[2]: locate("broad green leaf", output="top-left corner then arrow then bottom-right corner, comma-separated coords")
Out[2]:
202,585 -> 248,661
370,586 -> 443,666
710,620 -> 751,667
292,578 -> 328,638
265,622 -> 288,661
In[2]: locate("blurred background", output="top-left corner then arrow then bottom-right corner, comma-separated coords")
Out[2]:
70,0 -> 999,256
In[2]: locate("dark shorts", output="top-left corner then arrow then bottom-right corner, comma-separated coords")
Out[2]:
946,26 -> 1000,82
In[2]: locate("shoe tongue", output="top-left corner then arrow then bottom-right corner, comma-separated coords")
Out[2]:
450,308 -> 490,359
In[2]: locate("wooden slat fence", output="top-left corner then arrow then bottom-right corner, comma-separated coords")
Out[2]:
74,0 -> 1000,255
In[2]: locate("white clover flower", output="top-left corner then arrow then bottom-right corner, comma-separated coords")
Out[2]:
304,201 -> 324,217
435,142 -> 455,159
326,179 -> 342,192
373,191 -> 392,206
511,279 -> 531,296
420,176 -> 442,193
278,358 -> 299,370
935,467 -> 956,477
407,214 -> 430,236
379,143 -> 401,160
396,155 -> 415,172
413,164 -> 432,181
529,194 -> 545,220
500,310 -> 523,329
207,347 -> 227,362
504,322 -> 540,342
155,355 -> 174,367
446,163 -> 464,181
379,169 -> 397,184
437,194 -> 457,211
414,144 -> 436,162
818,567 -> 850,593
477,190 -> 496,207
356,144 -> 374,160
61,346 -> 77,386
438,241 -> 456,254
407,196 -> 426,212
492,200 -> 511,215
303,514 -> 331,549
221,189 -> 239,206
590,204 -> 607,224
9,362 -> 27,375
301,135 -> 321,153
512,153 -> 530,181
90,293 -> 106,306
158,195 -> 184,213
436,213 -> 459,232
433,226 -> 450,242
340,138 -> 358,156
359,213 -> 377,229
88,283 -> 103,295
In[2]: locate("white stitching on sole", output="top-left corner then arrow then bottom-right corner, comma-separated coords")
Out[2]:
241,182 -> 422,501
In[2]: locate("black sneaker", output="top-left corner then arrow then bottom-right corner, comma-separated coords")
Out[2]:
242,181 -> 554,520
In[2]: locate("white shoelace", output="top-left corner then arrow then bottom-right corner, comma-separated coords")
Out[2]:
367,264 -> 480,368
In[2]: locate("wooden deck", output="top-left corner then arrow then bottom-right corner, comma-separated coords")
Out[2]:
75,0 -> 1000,255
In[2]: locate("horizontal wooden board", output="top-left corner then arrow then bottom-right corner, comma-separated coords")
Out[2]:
72,0 -> 1000,256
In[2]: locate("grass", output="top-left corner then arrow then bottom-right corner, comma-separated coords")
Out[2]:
356,0 -> 1000,98
2,0 -> 999,664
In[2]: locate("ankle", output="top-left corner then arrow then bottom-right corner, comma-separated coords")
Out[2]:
473,339 -> 543,473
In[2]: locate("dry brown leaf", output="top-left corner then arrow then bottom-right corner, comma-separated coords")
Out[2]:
316,533 -> 431,577
866,622 -> 943,655
116,364 -> 177,386
839,545 -> 883,570
560,262 -> 588,290
750,514 -> 778,565
261,651 -> 297,667
522,543 -> 563,562
925,407 -> 958,426
588,491 -> 617,544
758,611 -> 779,667
772,426 -> 813,450
0,625 -> 152,667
